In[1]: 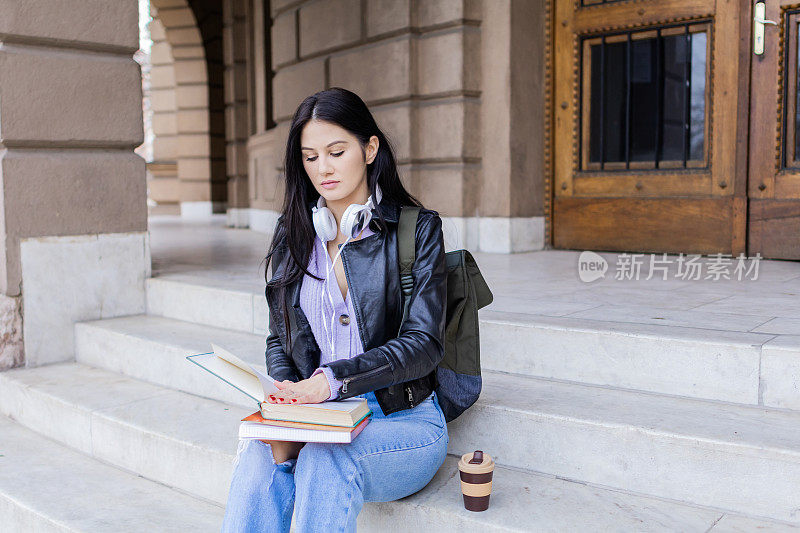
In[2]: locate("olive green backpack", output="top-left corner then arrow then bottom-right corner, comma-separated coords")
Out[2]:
397,206 -> 494,422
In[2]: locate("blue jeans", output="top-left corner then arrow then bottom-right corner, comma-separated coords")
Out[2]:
220,390 -> 449,533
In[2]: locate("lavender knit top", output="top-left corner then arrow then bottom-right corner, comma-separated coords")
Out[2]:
301,224 -> 376,401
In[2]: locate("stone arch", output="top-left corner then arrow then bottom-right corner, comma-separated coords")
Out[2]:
150,0 -> 226,217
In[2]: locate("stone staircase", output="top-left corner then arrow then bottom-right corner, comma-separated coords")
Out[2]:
2,271 -> 800,531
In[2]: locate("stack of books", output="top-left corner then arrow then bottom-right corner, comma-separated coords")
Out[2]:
186,343 -> 372,443
240,400 -> 371,443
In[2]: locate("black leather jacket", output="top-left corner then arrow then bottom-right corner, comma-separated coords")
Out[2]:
264,199 -> 447,416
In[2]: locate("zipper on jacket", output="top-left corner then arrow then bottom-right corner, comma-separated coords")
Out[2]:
406,385 -> 414,406
341,363 -> 391,394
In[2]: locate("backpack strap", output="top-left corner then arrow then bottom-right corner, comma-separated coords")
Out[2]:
397,206 -> 420,329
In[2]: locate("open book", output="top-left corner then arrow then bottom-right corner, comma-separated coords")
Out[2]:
186,343 -> 370,427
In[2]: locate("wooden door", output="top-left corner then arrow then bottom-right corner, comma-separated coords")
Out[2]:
553,1 -> 749,255
748,0 -> 800,259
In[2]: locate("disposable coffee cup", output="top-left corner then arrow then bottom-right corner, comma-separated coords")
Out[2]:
458,450 -> 494,511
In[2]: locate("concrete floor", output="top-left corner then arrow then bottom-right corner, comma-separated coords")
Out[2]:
148,214 -> 800,336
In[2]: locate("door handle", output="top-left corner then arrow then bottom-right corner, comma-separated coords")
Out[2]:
754,17 -> 778,25
754,1 -> 778,56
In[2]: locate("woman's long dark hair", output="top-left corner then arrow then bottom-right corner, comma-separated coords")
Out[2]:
263,87 -> 422,352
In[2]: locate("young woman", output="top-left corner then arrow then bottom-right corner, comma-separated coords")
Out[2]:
221,87 -> 449,532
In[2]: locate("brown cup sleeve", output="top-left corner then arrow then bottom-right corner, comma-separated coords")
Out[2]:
459,471 -> 493,484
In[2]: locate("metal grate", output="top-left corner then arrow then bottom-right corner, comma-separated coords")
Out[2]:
580,21 -> 708,170
782,9 -> 800,168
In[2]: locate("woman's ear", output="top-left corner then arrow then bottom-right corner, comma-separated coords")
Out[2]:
366,135 -> 379,164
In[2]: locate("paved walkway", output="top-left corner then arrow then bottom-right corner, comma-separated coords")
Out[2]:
148,215 -> 800,336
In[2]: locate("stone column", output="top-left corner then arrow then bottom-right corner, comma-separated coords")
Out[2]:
0,0 -> 149,368
479,0 -> 546,252
223,0 -> 252,227
148,16 -> 180,215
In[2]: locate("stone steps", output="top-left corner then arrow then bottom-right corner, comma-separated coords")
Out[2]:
0,362 -> 245,505
449,371 -> 800,523
0,416 -> 224,532
74,314 -> 266,409
479,310 -> 778,406
63,315 -> 800,523
144,274 -> 797,408
146,275 -> 268,335
1,362 -> 794,532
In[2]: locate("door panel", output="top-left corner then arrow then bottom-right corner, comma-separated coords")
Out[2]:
553,0 -> 748,255
554,197 -> 745,253
749,0 -> 800,259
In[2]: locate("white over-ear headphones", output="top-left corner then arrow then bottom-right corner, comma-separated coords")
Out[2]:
311,183 -> 383,242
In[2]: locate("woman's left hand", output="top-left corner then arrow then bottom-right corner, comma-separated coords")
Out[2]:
266,373 -> 331,405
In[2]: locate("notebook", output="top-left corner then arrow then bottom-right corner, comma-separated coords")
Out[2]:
238,414 -> 370,443
242,410 -> 372,432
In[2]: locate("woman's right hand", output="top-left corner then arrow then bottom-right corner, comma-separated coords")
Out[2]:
267,373 -> 330,404
265,380 -> 294,402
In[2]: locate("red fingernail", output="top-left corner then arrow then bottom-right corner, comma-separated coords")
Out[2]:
269,395 -> 275,400
278,398 -> 285,402
291,399 -> 297,403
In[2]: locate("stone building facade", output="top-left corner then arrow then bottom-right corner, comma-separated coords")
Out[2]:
0,1 -> 148,369
148,0 -> 548,251
0,0 -> 548,369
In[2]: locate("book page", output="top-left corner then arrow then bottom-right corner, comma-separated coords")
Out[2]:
211,343 -> 279,396
186,352 -> 264,403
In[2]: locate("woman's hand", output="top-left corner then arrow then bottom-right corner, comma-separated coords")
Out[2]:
265,373 -> 331,404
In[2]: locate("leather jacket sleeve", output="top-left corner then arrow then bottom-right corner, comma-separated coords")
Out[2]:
323,212 -> 447,399
266,314 -> 300,383
264,233 -> 301,383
